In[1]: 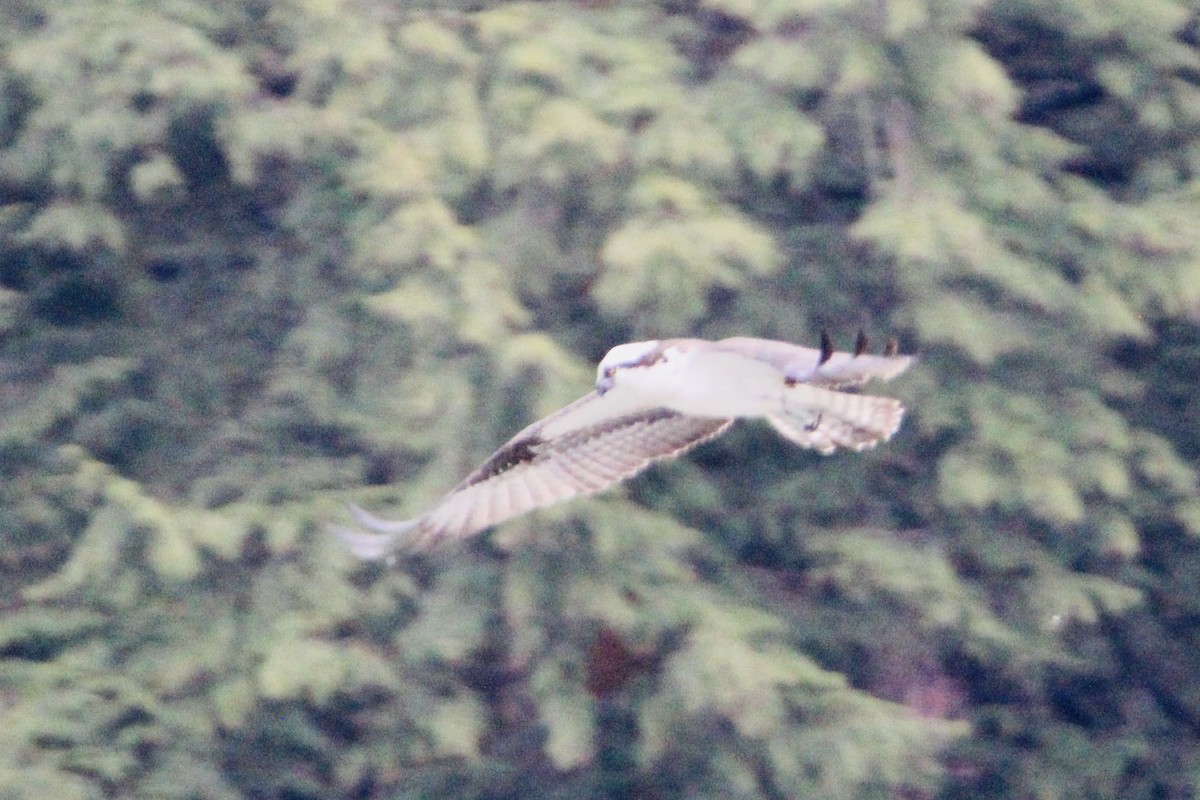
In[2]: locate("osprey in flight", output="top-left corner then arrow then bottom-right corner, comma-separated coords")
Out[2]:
334,332 -> 914,558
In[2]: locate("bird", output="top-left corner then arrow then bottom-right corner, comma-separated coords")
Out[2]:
332,331 -> 915,558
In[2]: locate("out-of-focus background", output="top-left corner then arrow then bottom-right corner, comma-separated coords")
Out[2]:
2,1 -> 1199,797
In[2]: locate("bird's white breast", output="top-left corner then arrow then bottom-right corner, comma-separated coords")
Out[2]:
654,346 -> 785,418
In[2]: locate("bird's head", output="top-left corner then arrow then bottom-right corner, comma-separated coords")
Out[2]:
595,340 -> 663,396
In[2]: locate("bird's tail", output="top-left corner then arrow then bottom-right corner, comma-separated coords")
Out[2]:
329,504 -> 418,560
767,386 -> 906,455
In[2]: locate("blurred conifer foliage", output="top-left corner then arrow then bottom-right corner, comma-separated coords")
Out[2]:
1,0 -> 1199,797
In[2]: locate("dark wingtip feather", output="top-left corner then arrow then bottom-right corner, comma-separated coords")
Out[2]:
819,330 -> 834,365
854,329 -> 869,357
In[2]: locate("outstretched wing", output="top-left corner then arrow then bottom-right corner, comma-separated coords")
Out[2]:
714,335 -> 914,390
332,393 -> 732,558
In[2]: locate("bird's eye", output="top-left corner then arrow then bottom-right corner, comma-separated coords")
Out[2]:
603,366 -> 615,378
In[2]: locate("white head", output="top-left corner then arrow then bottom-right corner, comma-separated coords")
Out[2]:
595,340 -> 662,395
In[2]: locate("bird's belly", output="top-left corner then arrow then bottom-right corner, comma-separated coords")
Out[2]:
668,385 -> 779,417
666,357 -> 783,418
